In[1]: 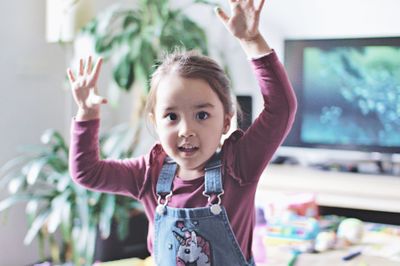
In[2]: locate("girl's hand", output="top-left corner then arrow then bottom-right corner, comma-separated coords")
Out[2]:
67,56 -> 107,121
215,0 -> 266,42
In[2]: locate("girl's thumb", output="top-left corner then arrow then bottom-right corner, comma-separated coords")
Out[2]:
91,95 -> 108,105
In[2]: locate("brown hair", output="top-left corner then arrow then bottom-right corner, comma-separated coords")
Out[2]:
145,50 -> 237,118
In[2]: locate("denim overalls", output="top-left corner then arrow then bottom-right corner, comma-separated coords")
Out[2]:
153,153 -> 255,266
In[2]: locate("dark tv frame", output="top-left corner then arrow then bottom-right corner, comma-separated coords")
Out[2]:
283,36 -> 400,156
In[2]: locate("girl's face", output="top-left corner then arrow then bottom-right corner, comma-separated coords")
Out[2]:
151,73 -> 231,177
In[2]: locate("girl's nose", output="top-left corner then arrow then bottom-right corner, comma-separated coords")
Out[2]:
178,120 -> 196,138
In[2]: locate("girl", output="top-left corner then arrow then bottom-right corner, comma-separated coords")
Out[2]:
67,0 -> 297,265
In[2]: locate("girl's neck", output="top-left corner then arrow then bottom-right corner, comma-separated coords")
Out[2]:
177,167 -> 205,181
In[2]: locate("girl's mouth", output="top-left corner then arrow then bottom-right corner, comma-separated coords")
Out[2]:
178,144 -> 199,155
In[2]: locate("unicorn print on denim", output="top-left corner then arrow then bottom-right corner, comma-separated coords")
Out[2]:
174,220 -> 211,266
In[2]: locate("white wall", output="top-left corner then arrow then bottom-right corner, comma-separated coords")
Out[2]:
0,0 -> 66,264
0,0 -> 399,265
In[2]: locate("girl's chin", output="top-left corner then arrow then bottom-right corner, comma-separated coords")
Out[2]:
179,150 -> 197,158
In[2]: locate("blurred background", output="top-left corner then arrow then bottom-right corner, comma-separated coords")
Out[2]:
1,0 -> 399,265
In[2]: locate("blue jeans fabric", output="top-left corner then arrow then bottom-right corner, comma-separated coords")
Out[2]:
153,154 -> 255,266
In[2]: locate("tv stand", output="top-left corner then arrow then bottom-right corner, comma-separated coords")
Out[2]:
257,164 -> 400,214
307,159 -> 399,176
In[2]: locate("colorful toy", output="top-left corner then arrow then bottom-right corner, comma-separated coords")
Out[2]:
314,231 -> 336,252
266,214 -> 320,241
337,218 -> 364,245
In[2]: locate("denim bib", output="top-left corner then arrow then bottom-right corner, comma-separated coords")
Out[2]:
153,153 -> 255,266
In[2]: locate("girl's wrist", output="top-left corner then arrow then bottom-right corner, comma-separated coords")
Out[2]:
239,34 -> 272,58
75,107 -> 100,121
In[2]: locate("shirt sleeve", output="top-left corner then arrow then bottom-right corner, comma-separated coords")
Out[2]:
69,119 -> 149,199
223,50 -> 297,185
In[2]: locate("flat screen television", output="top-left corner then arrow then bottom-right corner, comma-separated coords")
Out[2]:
281,37 -> 400,163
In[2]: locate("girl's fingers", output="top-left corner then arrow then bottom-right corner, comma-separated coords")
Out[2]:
67,68 -> 75,84
79,58 -> 84,76
215,6 -> 229,25
256,0 -> 266,12
91,57 -> 103,84
86,56 -> 92,75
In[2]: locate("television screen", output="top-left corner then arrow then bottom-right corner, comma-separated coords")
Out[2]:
283,37 -> 400,155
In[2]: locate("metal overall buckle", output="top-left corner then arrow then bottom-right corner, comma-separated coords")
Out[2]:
203,190 -> 224,215
156,191 -> 173,215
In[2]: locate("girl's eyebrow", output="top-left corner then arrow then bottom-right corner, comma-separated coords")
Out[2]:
194,103 -> 215,109
162,103 -> 215,111
162,106 -> 177,111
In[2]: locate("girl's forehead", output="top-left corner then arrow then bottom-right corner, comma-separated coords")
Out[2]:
155,74 -> 221,107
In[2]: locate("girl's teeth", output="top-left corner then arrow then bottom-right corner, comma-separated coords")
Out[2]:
179,146 -> 198,151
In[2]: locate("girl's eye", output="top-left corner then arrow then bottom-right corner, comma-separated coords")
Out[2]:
196,111 -> 209,120
165,113 -> 178,121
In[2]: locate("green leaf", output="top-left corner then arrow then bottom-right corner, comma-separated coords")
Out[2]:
71,225 -> 82,264
73,187 -> 90,230
47,154 -> 68,173
37,230 -> 46,261
193,0 -> 217,6
95,35 -> 114,54
99,194 -> 116,239
0,171 -> 19,191
47,190 -> 71,233
129,37 -> 143,61
85,222 -> 97,264
25,199 -> 39,217
113,55 -> 134,91
7,174 -> 25,194
139,40 -> 156,91
81,17 -> 98,34
134,63 -> 149,92
56,172 -> 71,192
60,200 -> 72,243
75,223 -> 89,259
0,194 -> 30,212
26,157 -> 49,185
88,190 -> 102,207
40,129 -> 67,151
24,208 -> 52,245
0,155 -> 30,180
122,12 -> 141,30
154,0 -> 169,18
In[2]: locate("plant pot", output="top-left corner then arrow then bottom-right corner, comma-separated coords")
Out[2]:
94,210 -> 150,262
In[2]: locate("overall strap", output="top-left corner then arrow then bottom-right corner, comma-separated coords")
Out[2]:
204,152 -> 223,196
155,153 -> 223,195
156,157 -> 177,196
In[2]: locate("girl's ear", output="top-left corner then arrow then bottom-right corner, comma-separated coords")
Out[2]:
223,113 -> 233,134
148,113 -> 157,128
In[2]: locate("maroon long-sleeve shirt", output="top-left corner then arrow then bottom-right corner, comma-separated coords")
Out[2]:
69,51 -> 297,260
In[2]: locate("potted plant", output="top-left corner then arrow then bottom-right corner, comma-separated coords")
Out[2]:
0,0 -> 214,265
0,129 -> 143,265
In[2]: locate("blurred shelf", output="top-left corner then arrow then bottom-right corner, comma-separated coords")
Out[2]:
257,165 -> 400,213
